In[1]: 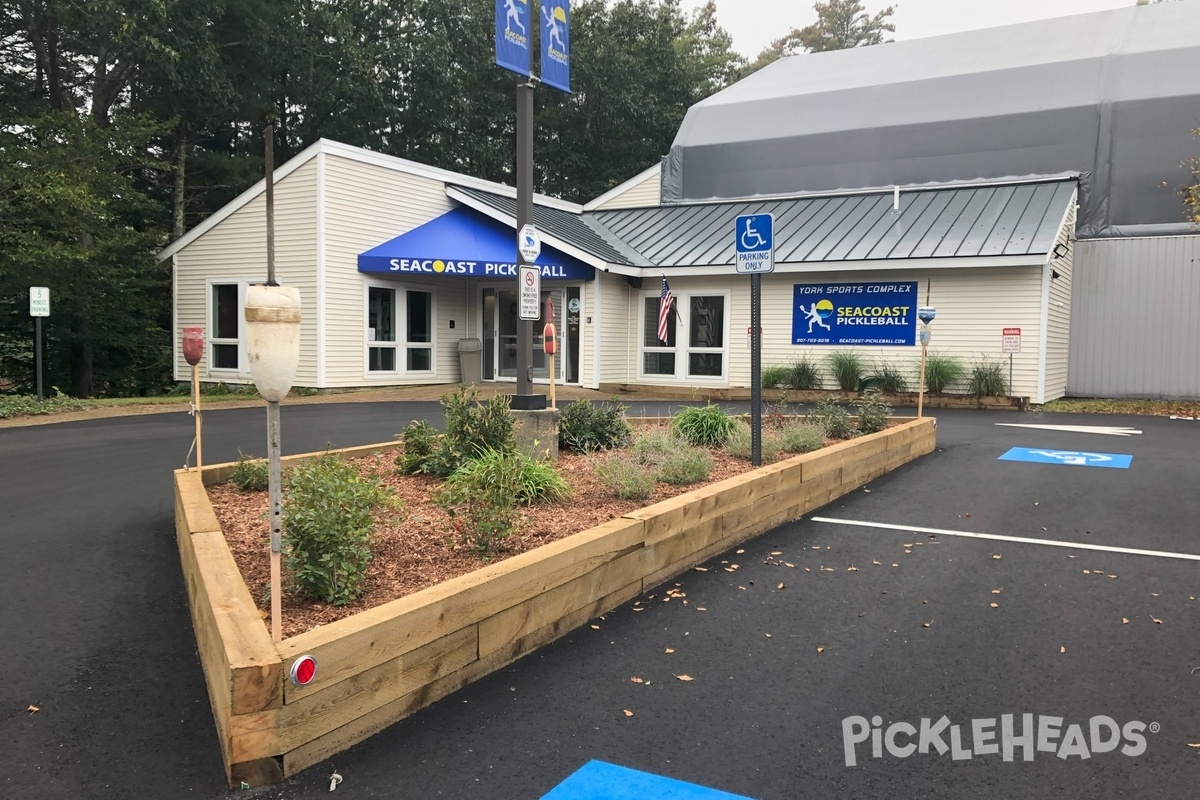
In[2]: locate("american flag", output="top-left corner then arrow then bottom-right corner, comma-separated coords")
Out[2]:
657,277 -> 674,343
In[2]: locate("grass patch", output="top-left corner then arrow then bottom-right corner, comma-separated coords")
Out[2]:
1041,398 -> 1200,417
921,352 -> 966,394
784,358 -> 823,390
760,365 -> 791,389
826,350 -> 866,391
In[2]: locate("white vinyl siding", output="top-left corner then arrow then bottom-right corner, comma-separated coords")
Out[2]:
589,166 -> 661,210
320,154 -> 469,387
1042,199 -> 1076,402
598,270 -> 632,384
173,159 -> 318,385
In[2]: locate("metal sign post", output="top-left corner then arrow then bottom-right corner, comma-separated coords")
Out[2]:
29,287 -> 49,401
497,0 -> 568,412
735,214 -> 775,466
1002,327 -> 1021,393
916,307 -> 937,418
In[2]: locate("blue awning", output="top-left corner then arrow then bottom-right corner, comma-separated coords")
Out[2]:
358,206 -> 595,280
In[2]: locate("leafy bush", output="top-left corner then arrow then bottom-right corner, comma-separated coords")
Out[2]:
658,447 -> 713,485
434,450 -> 523,557
780,422 -> 826,453
784,357 -> 823,390
921,353 -> 966,394
441,386 -> 516,458
283,453 -> 400,605
760,365 -> 790,389
968,359 -> 1009,397
826,350 -> 867,391
395,388 -> 516,476
230,451 -> 269,491
445,449 -> 571,505
593,455 -> 657,500
395,419 -> 443,475
808,398 -> 856,439
0,392 -> 92,419
723,419 -> 782,463
866,361 -> 909,393
856,391 -> 892,435
671,403 -> 736,447
631,427 -> 678,467
558,398 -> 631,453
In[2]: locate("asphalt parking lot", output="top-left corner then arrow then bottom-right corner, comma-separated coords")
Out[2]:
2,405 -> 1197,799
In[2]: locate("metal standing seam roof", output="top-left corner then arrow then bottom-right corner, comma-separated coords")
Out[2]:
453,180 -> 1076,270
449,185 -> 642,266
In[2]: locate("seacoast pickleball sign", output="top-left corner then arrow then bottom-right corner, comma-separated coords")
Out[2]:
792,281 -> 917,345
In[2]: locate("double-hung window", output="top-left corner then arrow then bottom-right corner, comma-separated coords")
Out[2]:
211,283 -> 241,370
640,291 -> 727,380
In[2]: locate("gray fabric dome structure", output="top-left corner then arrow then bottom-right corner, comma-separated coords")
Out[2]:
662,2 -> 1200,238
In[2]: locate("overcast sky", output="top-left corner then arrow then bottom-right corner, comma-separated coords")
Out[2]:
680,0 -> 1138,58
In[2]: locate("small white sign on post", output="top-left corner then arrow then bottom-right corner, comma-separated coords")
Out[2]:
1002,327 -> 1022,354
30,287 -> 50,317
518,224 -> 541,263
518,265 -> 541,320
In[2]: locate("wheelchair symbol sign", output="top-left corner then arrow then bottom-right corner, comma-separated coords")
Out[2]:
998,447 -> 1132,469
735,213 -> 774,274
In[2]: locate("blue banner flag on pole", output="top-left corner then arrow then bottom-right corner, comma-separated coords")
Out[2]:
495,0 -> 532,76
540,1 -> 571,92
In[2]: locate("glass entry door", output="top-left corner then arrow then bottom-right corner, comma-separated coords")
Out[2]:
494,288 -> 564,381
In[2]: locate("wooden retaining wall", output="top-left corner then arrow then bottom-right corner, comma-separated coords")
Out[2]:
175,417 -> 936,785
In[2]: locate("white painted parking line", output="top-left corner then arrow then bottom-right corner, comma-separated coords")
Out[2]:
995,423 -> 1142,436
810,517 -> 1200,562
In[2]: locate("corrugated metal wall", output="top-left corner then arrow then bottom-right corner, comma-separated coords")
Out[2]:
1068,236 -> 1200,399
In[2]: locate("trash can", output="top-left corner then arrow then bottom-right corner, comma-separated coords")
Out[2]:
457,338 -> 482,383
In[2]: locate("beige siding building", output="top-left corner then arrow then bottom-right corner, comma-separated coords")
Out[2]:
161,142 -> 1078,404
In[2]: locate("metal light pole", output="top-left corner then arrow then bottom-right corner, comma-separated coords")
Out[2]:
512,80 -> 545,410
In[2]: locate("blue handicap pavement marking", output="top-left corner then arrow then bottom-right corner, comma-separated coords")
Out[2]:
541,761 -> 754,800
998,447 -> 1133,469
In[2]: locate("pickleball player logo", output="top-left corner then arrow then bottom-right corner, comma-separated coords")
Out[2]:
800,299 -> 834,334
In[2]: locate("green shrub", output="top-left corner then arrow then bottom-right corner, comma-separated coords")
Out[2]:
631,428 -> 679,467
230,451 -> 269,492
760,365 -> 790,389
671,403 -> 736,447
558,398 -> 632,453
446,449 -> 571,505
658,447 -> 713,485
283,453 -> 400,605
434,450 -> 523,557
968,359 -> 1009,397
396,388 -> 516,477
780,422 -> 826,453
826,350 -> 866,391
784,357 -> 824,390
441,386 -> 516,458
593,455 -> 657,500
856,391 -> 892,435
808,398 -> 855,439
723,419 -> 782,463
866,361 -> 909,393
921,353 -> 966,394
395,419 -> 442,474
0,392 -> 91,419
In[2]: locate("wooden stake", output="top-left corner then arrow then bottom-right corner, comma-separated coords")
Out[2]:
267,401 -> 283,642
548,351 -> 556,409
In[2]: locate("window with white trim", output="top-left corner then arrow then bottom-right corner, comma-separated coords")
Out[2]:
211,283 -> 240,370
367,285 -> 434,374
640,291 -> 727,380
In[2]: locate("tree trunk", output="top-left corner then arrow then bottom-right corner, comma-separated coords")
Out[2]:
172,129 -> 188,240
70,320 -> 93,398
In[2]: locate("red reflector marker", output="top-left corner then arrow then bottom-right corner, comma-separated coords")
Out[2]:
290,655 -> 317,686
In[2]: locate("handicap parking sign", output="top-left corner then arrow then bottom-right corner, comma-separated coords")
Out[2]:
734,214 -> 774,274
999,447 -> 1132,469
